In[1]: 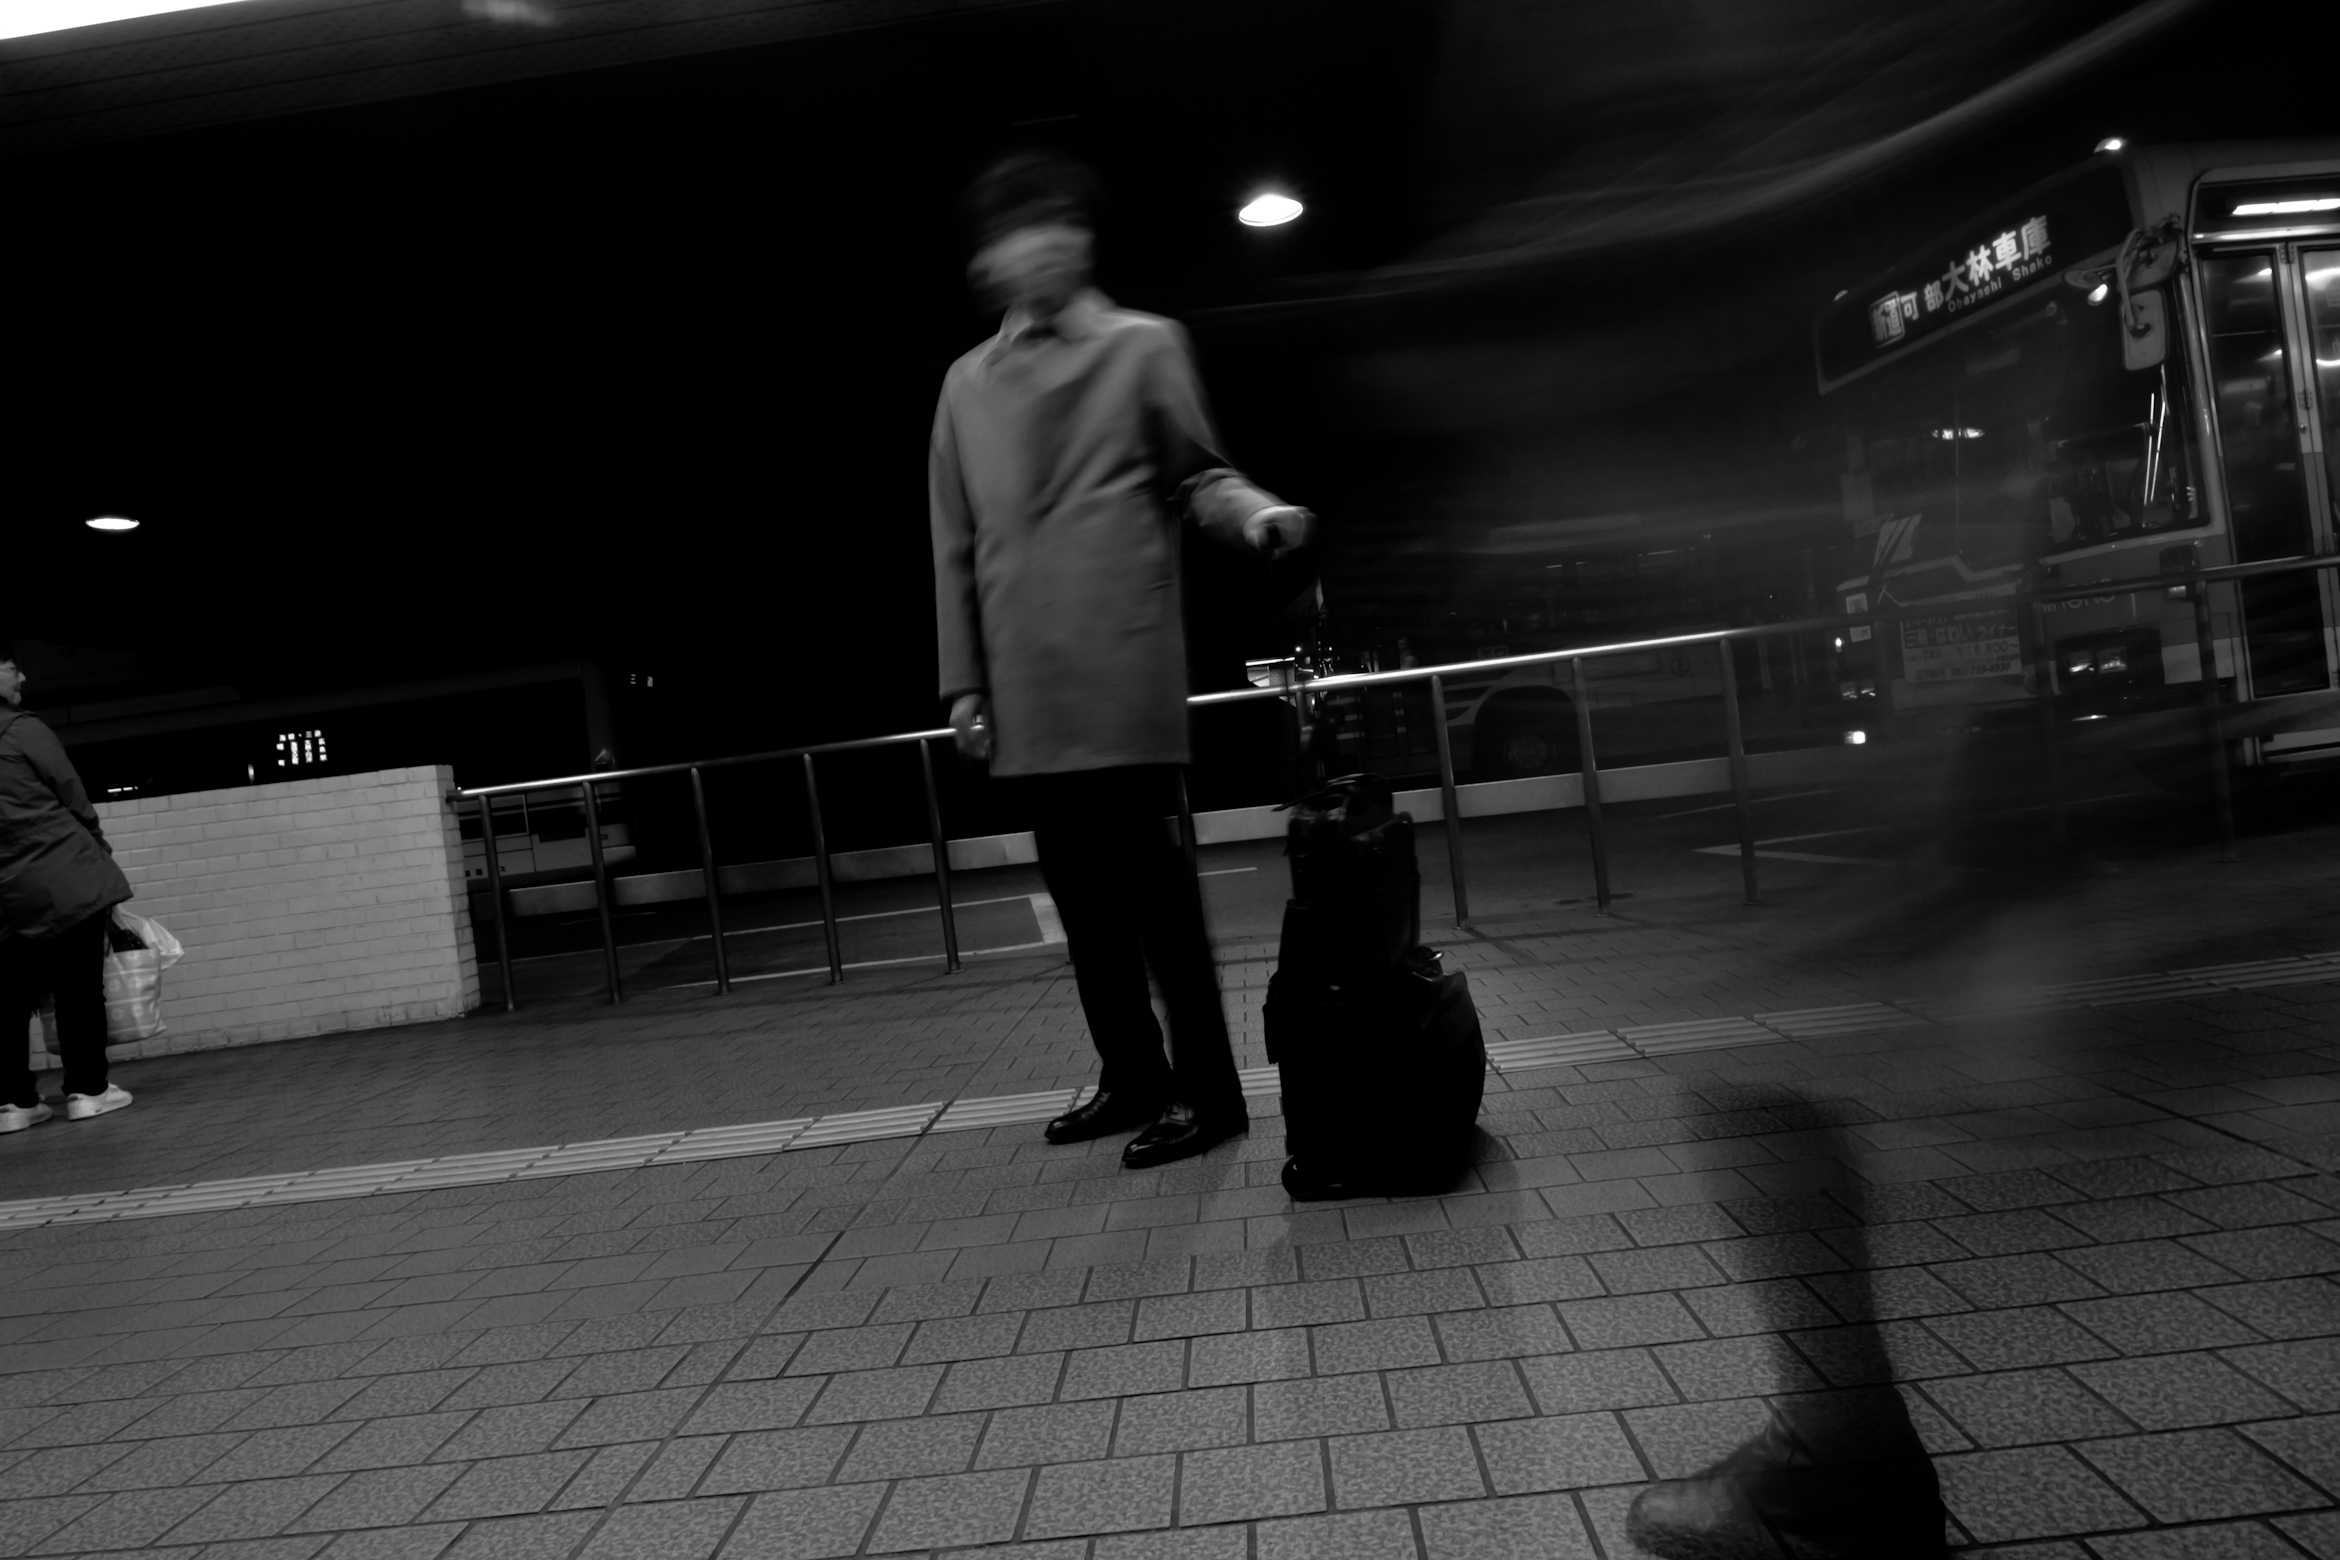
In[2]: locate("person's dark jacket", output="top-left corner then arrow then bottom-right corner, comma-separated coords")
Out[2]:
0,707 -> 133,943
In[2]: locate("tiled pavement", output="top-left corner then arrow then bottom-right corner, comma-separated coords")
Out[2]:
5,827 -> 2340,1556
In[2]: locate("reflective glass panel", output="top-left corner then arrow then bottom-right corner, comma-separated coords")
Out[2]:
2306,249 -> 2340,525
2200,251 -> 2327,693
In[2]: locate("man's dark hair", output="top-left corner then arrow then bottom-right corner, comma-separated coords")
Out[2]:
0,639 -> 15,664
963,151 -> 1099,250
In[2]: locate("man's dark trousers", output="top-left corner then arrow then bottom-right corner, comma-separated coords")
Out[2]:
1020,765 -> 1244,1123
3,910 -> 110,1107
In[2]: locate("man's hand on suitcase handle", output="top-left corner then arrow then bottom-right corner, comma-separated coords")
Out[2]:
1244,504 -> 1314,560
951,692 -> 994,762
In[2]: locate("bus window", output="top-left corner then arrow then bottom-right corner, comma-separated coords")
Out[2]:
1840,288 -> 2199,572
2201,251 -> 2329,694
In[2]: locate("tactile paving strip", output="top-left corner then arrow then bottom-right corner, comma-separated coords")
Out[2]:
933,1089 -> 1084,1133
1754,1002 -> 1928,1039
2173,952 -> 2340,990
1483,1032 -> 1637,1070
1620,1016 -> 1783,1055
7,947 -> 2336,1231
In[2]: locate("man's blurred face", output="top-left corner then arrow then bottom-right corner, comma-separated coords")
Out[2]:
0,660 -> 23,708
970,222 -> 1092,322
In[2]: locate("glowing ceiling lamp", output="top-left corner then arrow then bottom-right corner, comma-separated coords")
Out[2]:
85,515 -> 140,532
1238,193 -> 1303,228
0,0 -> 259,41
2094,137 -> 2126,154
1929,428 -> 1985,441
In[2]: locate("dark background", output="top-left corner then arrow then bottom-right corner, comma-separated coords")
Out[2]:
2,0 -> 2326,800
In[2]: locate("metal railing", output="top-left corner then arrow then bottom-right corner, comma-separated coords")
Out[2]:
452,551 -> 2336,1011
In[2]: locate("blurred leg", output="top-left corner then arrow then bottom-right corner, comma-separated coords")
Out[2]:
47,913 -> 111,1100
1,939 -> 41,1109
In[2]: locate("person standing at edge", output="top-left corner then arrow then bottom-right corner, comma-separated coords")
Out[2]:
931,153 -> 1313,1170
0,642 -> 137,1130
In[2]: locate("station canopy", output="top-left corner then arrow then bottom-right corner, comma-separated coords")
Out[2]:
0,0 -> 1051,156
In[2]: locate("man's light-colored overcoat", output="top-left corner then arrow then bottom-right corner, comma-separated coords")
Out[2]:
930,291 -> 1281,777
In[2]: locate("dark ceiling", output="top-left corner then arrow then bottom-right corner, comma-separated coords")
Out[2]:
2,0 -> 2323,761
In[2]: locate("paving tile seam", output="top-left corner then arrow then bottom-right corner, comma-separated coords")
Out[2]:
5,949 -> 2335,1234
548,1227 -> 848,1560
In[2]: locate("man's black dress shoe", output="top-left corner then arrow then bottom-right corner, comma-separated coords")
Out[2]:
1122,1102 -> 1247,1169
1044,1090 -> 1161,1146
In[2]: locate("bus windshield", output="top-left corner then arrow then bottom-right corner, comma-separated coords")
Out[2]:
1835,287 -> 2202,575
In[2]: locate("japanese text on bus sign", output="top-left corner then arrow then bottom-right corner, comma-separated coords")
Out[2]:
1900,608 -> 2023,683
1871,217 -> 2051,345
1815,161 -> 2131,391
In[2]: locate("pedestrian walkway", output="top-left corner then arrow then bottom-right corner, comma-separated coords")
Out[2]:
3,821 -> 2338,1557
13,945 -> 2340,1235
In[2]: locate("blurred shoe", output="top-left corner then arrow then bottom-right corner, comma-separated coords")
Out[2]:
1627,1414 -> 1948,1560
1045,1089 -> 1161,1145
65,1085 -> 133,1122
0,1101 -> 53,1133
1122,1102 -> 1246,1169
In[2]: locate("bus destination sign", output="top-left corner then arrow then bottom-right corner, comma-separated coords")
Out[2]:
1815,161 -> 2132,391
1869,214 -> 2053,346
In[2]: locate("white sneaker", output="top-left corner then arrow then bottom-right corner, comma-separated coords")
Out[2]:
0,1101 -> 53,1133
65,1085 -> 133,1122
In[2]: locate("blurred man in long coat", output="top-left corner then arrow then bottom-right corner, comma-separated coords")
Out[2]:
930,154 -> 1310,1169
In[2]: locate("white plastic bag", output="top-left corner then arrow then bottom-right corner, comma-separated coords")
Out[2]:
103,909 -> 184,1044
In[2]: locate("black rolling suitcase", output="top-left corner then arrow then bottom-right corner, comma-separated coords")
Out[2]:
1266,774 -> 1486,1200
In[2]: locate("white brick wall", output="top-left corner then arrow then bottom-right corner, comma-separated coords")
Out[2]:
26,766 -> 479,1067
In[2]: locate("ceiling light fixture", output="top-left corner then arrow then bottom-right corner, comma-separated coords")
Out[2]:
85,515 -> 140,532
1238,193 -> 1303,228
2233,196 -> 2340,217
0,0 -> 255,42
2094,137 -> 2126,154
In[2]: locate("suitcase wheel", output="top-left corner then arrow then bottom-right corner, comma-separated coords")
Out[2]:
1281,1157 -> 1356,1202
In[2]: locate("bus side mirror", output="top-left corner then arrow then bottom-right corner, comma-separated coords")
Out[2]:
2123,289 -> 2166,372
2125,230 -> 2178,290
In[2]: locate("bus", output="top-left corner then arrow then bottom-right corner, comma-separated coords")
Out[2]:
1280,513 -> 1851,785
1815,138 -> 2340,779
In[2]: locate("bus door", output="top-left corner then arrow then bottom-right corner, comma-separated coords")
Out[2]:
2196,197 -> 2340,697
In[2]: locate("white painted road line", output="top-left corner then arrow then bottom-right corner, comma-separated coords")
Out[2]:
1653,789 -> 1842,819
1694,846 -> 1897,867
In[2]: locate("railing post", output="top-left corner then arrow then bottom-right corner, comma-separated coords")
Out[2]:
919,739 -> 961,973
1873,603 -> 1897,721
689,766 -> 730,995
1429,673 -> 1471,925
579,778 -> 624,1003
2031,600 -> 2069,858
1571,657 -> 1613,914
2192,578 -> 2239,862
1175,768 -> 1201,880
1282,666 -> 1306,793
803,753 -> 845,983
1718,641 -> 1759,906
477,793 -> 517,1012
